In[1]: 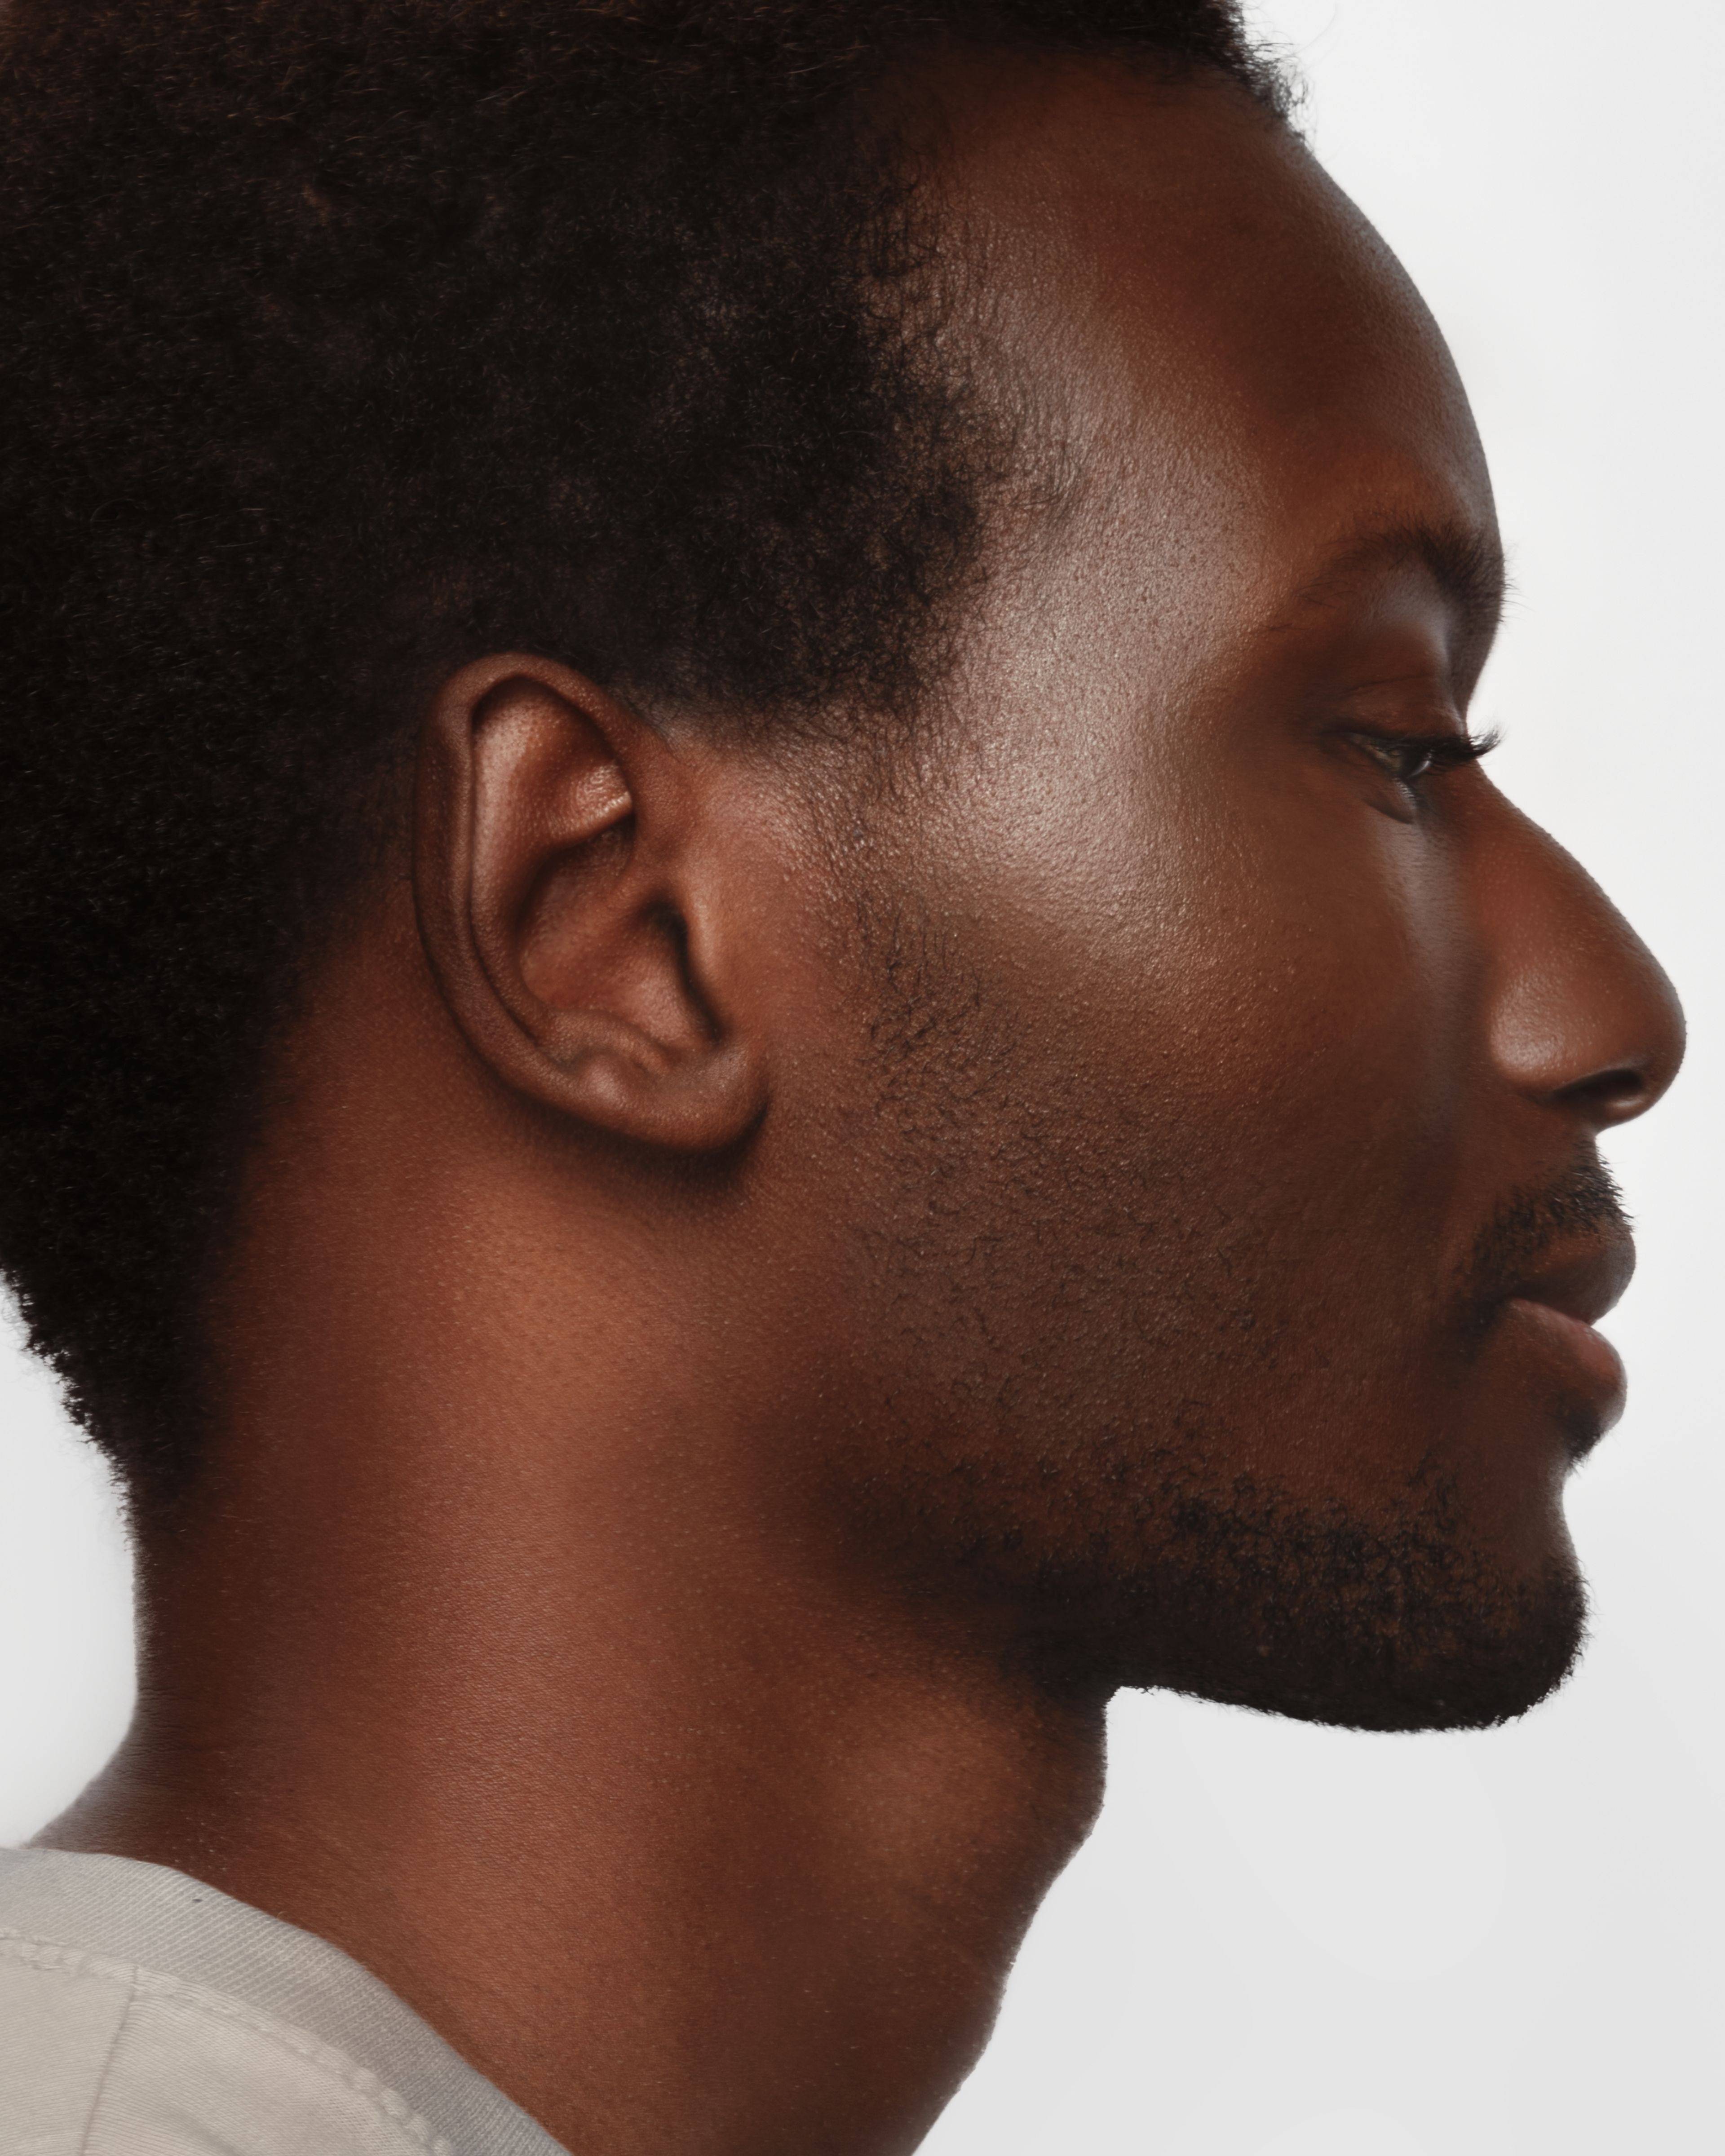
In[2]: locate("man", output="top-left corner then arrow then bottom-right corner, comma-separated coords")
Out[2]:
0,1 -> 1684,2151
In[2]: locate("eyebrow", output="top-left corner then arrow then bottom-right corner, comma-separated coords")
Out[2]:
1288,517 -> 1509,667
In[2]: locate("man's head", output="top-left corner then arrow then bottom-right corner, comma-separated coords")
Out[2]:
0,4 -> 1682,1733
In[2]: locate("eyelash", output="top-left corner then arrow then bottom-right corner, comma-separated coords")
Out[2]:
1350,726 -> 1499,788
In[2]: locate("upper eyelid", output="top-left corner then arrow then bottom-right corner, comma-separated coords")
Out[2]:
1332,712 -> 1498,753
1328,693 -> 1468,730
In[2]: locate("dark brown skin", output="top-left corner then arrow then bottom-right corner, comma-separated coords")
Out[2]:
45,62 -> 1684,2156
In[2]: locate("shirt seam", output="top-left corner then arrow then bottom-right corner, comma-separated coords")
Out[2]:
75,1951 -> 136,2156
0,1931 -> 456,2156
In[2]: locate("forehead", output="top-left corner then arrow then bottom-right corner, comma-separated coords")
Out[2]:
925,58 -> 1496,623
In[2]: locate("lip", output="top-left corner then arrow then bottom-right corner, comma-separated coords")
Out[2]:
1497,1231 -> 1636,1444
1502,1298 -> 1627,1435
1504,1231 -> 1637,1328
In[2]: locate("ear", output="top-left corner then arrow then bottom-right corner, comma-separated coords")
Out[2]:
413,653 -> 768,1150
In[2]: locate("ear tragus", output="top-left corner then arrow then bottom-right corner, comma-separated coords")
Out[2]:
413,653 -> 767,1151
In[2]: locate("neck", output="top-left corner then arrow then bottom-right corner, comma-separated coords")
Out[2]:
45,1378 -> 1102,2156
38,897 -> 1104,2153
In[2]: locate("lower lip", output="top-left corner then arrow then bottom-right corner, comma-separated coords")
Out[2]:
1504,1298 -> 1627,1428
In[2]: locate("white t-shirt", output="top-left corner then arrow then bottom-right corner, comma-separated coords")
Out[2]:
0,1844 -> 567,2154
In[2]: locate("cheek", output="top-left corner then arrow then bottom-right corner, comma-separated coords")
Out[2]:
846,730 -> 1486,1382
1022,754 -> 1474,1218
969,773 -> 1483,1453
1184,842 -> 1465,1197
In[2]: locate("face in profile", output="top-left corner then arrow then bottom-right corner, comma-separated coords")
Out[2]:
0,21 -> 1683,1766
726,66 -> 1684,1730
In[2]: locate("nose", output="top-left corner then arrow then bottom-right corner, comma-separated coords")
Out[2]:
1482,804 -> 1685,1131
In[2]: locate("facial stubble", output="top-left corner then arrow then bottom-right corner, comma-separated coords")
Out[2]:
834,911 -> 1605,1733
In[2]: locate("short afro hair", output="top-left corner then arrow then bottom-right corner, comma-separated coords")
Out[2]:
0,0 -> 1289,1505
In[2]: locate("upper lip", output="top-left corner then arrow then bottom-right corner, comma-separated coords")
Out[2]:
1503,1231 -> 1637,1326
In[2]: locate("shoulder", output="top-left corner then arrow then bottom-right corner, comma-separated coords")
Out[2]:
0,1922 -> 452,2155
0,1847 -> 562,2156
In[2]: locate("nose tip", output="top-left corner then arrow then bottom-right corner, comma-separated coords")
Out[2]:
1486,829 -> 1686,1132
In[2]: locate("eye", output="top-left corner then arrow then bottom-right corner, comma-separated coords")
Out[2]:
1349,727 -> 1498,791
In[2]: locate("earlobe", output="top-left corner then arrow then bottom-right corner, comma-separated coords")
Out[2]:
413,653 -> 767,1151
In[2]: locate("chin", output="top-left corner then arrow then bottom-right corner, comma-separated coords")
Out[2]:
1166,1563 -> 1588,1733
1007,1473 -> 1591,1733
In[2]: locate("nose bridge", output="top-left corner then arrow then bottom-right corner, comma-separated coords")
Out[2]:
1476,795 -> 1685,1128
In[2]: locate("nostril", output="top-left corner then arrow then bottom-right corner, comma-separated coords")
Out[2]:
1554,1065 -> 1648,1125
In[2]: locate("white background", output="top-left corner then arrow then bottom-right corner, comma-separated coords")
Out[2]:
1,3 -> 1720,2152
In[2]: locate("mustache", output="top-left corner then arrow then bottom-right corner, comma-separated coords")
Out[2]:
1460,1154 -> 1630,1314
